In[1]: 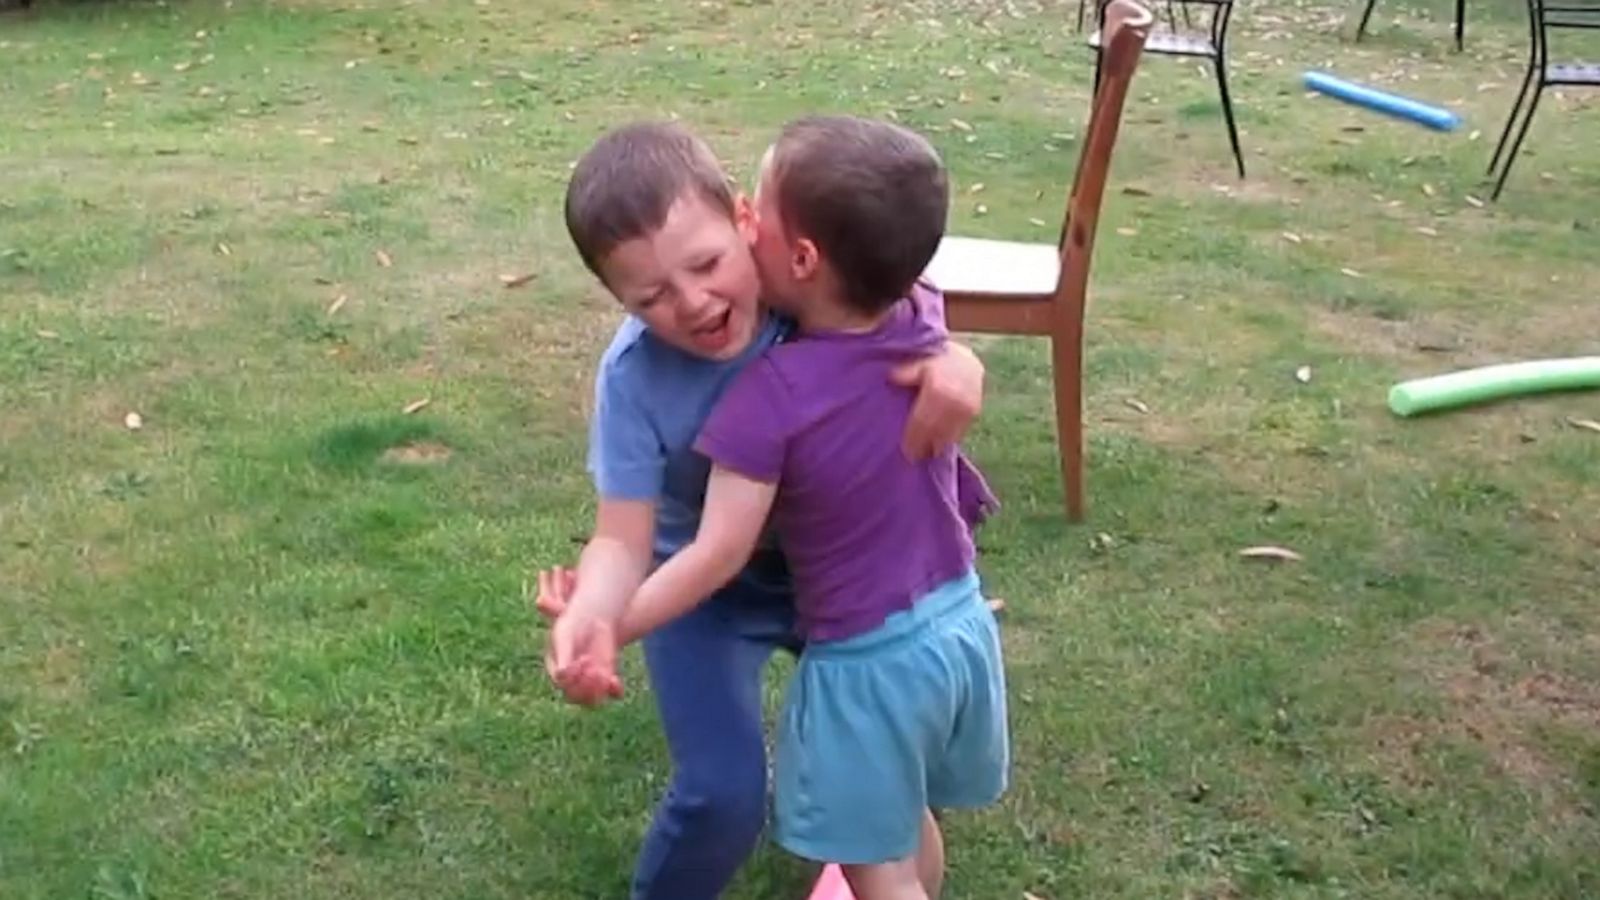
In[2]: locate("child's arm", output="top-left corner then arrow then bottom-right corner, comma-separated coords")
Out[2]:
544,498 -> 655,704
893,340 -> 985,460
617,465 -> 778,645
892,281 -> 986,460
561,498 -> 656,624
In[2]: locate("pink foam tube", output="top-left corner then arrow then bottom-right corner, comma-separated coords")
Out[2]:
806,864 -> 856,900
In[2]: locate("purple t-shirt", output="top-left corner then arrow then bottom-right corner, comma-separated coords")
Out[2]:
695,283 -> 997,642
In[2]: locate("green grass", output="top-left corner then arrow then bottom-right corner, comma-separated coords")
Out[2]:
3,0 -> 1599,897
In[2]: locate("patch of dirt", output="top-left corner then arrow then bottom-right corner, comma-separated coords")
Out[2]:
1369,621 -> 1600,820
1307,306 -> 1484,366
381,441 -> 453,465
1494,297 -> 1600,360
34,640 -> 87,703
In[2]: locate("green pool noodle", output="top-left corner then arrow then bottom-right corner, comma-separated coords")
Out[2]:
1388,357 -> 1600,417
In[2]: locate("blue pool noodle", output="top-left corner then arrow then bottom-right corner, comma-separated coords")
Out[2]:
1303,71 -> 1461,131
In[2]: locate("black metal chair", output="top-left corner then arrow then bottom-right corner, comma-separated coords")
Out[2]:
1089,0 -> 1245,177
1486,0 -> 1600,199
1356,0 -> 1468,51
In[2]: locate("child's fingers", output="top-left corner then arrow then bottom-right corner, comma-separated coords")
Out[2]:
533,567 -> 570,619
560,665 -> 617,706
561,652 -> 623,705
535,593 -> 565,620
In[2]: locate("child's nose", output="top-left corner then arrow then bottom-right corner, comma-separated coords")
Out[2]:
679,287 -> 715,317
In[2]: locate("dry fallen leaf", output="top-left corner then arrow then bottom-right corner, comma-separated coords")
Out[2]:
36,329 -> 59,339
1295,365 -> 1312,384
1421,183 -> 1436,197
1028,217 -> 1047,227
1340,267 -> 1363,278
375,249 -> 393,268
1239,545 -> 1303,562
1567,417 -> 1600,433
500,272 -> 537,288
1116,227 -> 1138,237
402,398 -> 431,415
1123,397 -> 1150,414
1281,231 -> 1302,244
1024,892 -> 1048,900
968,182 -> 985,194
949,118 -> 973,132
124,411 -> 143,431
1416,226 -> 1439,237
1464,195 -> 1485,209
216,242 -> 231,256
974,204 -> 988,216
327,294 -> 348,315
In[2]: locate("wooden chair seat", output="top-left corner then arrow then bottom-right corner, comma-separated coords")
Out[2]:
1090,27 -> 1216,57
925,237 -> 1062,298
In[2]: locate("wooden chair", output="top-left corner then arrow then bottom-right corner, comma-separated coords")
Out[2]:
923,0 -> 1153,523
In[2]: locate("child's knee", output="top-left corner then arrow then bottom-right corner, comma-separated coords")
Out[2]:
669,761 -> 767,839
842,858 -> 928,900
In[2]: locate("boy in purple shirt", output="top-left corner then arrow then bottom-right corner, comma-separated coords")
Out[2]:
612,117 -> 1010,899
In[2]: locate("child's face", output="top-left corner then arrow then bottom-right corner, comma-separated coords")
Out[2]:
748,157 -> 806,317
598,192 -> 763,361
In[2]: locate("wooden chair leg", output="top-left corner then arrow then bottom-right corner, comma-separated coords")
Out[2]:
1052,332 -> 1086,523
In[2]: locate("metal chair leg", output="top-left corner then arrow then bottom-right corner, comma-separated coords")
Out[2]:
1355,0 -> 1379,40
1492,82 -> 1545,200
1215,58 -> 1245,178
1488,64 -> 1538,175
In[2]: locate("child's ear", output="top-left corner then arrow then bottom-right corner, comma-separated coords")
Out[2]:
733,194 -> 757,243
791,237 -> 820,281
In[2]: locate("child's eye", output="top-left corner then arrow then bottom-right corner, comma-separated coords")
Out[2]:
691,256 -> 720,275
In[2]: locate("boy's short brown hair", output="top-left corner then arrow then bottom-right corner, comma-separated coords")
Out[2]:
766,116 -> 949,315
565,121 -> 735,280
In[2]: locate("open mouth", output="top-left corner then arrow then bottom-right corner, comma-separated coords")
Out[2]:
689,308 -> 734,351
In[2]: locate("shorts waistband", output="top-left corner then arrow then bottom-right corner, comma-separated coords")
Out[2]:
805,570 -> 983,659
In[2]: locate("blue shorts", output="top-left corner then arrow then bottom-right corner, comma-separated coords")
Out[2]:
773,570 -> 1009,865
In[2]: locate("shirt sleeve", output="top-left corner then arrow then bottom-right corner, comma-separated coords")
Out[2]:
910,277 -> 951,337
694,357 -> 791,484
586,361 -> 667,501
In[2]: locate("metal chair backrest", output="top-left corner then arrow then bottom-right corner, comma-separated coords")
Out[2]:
1532,0 -> 1600,59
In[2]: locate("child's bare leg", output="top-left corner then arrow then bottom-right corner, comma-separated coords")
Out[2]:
916,809 -> 945,898
842,857 -> 928,900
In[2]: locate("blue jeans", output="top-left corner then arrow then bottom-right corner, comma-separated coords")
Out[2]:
631,587 -> 801,900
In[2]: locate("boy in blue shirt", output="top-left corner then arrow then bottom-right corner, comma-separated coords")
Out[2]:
537,121 -> 985,900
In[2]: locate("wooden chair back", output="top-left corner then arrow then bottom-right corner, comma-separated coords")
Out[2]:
1048,0 -> 1152,520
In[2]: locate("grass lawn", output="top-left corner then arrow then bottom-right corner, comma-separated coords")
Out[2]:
3,0 -> 1598,897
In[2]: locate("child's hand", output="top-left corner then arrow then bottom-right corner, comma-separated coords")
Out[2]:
533,566 -> 577,621
546,612 -> 624,706
891,341 -> 984,460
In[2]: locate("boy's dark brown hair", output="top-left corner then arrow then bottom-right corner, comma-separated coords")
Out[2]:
766,116 -> 949,315
565,121 -> 735,280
